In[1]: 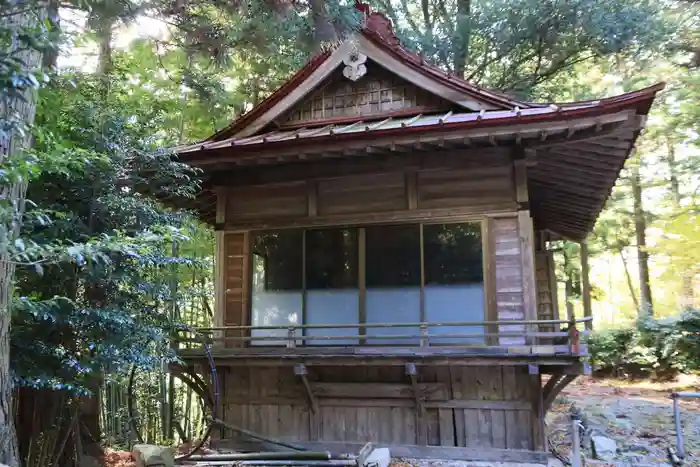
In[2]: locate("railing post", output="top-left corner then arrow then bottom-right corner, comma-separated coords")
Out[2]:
568,318 -> 580,355
420,323 -> 429,347
287,327 -> 296,349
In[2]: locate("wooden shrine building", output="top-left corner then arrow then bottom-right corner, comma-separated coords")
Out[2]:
173,4 -> 662,462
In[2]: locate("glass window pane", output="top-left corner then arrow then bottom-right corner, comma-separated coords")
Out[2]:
366,225 -> 420,287
424,223 -> 483,285
305,228 -> 359,345
252,230 -> 303,291
423,223 -> 485,344
365,225 -> 421,344
365,289 -> 420,345
306,291 -> 359,345
251,231 -> 303,346
306,229 -> 358,289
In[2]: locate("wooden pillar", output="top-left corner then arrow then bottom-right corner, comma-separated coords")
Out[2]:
580,240 -> 592,331
514,154 -> 537,344
214,188 -> 227,337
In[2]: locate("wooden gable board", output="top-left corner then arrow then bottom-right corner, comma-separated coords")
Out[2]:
233,35 -> 503,139
276,61 -> 456,128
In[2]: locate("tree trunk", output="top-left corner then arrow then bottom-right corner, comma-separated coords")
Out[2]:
94,15 -> 115,94
42,0 -> 60,70
666,139 -> 695,309
0,6 -> 45,466
309,0 -> 337,50
631,163 -> 653,316
619,249 -> 640,311
452,0 -> 471,77
562,249 -> 574,321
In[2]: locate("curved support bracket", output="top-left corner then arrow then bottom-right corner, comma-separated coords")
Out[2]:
543,373 -> 577,413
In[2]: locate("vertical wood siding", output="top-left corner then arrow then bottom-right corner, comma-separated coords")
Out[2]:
536,250 -> 559,335
218,365 -> 538,450
492,217 -> 526,345
223,232 -> 249,347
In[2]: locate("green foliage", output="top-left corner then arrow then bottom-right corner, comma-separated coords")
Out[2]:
588,309 -> 700,378
373,0 -> 671,95
8,68 -> 209,394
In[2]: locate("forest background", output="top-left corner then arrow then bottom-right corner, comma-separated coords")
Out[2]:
0,0 -> 699,465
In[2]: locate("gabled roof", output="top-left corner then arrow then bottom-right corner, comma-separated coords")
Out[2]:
170,3 -> 664,241
178,84 -> 663,158
207,3 -> 540,142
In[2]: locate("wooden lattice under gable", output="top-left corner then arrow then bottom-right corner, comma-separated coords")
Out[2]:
278,63 -> 455,127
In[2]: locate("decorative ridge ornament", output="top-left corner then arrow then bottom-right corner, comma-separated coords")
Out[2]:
354,0 -> 400,46
342,49 -> 367,81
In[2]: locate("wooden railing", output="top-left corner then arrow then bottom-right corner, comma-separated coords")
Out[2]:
179,317 -> 591,355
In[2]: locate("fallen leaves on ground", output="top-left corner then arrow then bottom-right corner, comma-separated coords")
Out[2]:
102,449 -> 135,467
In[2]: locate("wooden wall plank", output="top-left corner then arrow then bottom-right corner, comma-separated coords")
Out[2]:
460,369 -> 480,448
489,368 -> 507,449
417,166 -> 513,209
435,367 -> 455,446
223,232 -> 249,348
501,366 -> 519,449
530,374 -> 545,451
318,172 -> 406,216
473,367 -> 493,448
518,210 -> 538,339
516,367 -> 534,450
451,369 -> 465,447
493,217 -> 525,345
218,366 -> 537,453
312,382 -> 447,400
228,182 -> 307,219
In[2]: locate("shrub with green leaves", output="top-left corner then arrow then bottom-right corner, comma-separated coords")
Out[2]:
588,309 -> 700,379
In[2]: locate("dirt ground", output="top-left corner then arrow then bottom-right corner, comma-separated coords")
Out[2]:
547,374 -> 700,466
103,375 -> 700,466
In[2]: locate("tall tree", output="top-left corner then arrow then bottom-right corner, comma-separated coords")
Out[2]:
0,2 -> 48,464
373,0 -> 669,95
630,158 -> 654,315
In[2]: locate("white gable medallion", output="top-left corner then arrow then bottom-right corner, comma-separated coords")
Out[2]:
342,51 -> 368,81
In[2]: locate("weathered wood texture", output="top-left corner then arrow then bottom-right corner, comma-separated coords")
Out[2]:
217,365 -> 540,450
222,152 -> 515,230
222,232 -> 249,347
280,66 -> 453,126
492,217 -> 525,345
535,250 -> 559,335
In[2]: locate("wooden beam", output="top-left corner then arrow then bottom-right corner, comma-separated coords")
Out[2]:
483,219 -> 498,345
311,382 -> 448,400
221,203 -> 517,232
208,149 -> 508,187
406,171 -> 418,210
530,374 -> 545,451
214,232 -> 226,337
405,363 -> 427,444
580,241 -> 592,331
288,442 -> 550,464
294,363 -> 319,440
307,181 -> 318,217
358,228 -> 366,345
543,374 -> 577,413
